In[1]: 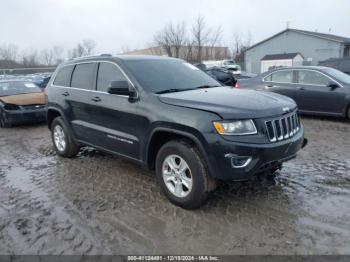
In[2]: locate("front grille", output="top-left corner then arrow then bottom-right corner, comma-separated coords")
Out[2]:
265,111 -> 300,142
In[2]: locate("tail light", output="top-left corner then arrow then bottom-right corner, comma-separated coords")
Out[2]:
235,82 -> 241,88
4,104 -> 20,110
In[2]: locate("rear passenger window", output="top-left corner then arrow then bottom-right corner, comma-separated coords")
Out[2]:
97,62 -> 127,92
53,65 -> 74,87
269,70 -> 293,83
71,63 -> 95,90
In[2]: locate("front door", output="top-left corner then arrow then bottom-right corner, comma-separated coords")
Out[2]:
295,70 -> 345,114
87,62 -> 141,160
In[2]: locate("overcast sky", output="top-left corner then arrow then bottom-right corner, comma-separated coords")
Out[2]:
1,0 -> 350,55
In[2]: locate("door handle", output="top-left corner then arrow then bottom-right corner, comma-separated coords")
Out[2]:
61,91 -> 69,96
297,86 -> 305,90
91,96 -> 101,102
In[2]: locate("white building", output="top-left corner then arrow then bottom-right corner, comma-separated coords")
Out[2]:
245,28 -> 350,74
260,53 -> 304,73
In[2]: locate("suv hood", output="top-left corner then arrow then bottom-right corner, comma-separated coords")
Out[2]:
158,86 -> 296,119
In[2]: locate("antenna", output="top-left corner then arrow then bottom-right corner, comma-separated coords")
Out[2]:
286,21 -> 290,29
329,28 -> 332,33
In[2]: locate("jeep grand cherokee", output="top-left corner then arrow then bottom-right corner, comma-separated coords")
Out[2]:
46,55 -> 306,209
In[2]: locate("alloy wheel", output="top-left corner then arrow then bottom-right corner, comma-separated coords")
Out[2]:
162,154 -> 193,198
53,125 -> 66,152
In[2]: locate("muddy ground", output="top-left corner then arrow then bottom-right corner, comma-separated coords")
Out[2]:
0,117 -> 349,255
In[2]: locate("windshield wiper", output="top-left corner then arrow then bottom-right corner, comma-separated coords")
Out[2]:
155,85 -> 220,94
193,85 -> 221,89
155,88 -> 193,94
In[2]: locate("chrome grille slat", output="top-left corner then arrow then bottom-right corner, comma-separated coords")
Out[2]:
265,111 -> 300,142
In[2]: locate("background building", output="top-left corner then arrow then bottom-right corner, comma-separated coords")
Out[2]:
245,28 -> 350,74
260,52 -> 304,73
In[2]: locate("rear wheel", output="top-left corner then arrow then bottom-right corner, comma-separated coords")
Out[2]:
156,140 -> 216,209
51,117 -> 79,157
347,105 -> 350,120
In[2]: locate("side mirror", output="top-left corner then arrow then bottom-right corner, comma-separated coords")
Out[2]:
107,81 -> 135,96
328,80 -> 339,89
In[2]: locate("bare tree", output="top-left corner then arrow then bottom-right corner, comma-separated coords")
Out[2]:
68,40 -> 97,59
208,25 -> 223,60
21,50 -> 39,67
120,45 -> 131,54
41,49 -> 54,66
168,22 -> 186,58
191,15 -> 211,63
232,32 -> 242,57
82,39 -> 96,55
52,46 -> 64,65
154,25 -> 174,57
0,43 -> 18,62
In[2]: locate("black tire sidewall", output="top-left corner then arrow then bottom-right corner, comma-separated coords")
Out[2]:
156,140 -> 209,209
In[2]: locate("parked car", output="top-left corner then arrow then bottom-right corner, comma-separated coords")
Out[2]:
237,66 -> 350,119
202,60 -> 242,74
195,64 -> 237,87
0,80 -> 47,127
234,71 -> 258,80
46,55 -> 306,209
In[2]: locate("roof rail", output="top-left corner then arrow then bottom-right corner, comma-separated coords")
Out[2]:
100,53 -> 112,56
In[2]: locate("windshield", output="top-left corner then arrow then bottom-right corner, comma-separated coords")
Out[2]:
323,67 -> 350,85
123,59 -> 220,93
0,81 -> 41,97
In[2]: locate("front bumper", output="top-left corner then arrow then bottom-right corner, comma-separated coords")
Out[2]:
3,107 -> 46,125
205,129 -> 305,181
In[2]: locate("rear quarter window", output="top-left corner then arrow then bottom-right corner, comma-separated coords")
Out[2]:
53,65 -> 74,87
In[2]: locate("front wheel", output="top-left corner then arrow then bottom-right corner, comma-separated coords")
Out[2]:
156,140 -> 216,209
51,117 -> 79,158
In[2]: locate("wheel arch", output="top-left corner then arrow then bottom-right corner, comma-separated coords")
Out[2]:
145,127 -> 214,176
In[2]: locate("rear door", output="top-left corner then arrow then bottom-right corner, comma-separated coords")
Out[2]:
295,69 -> 345,114
262,70 -> 297,100
87,61 -> 141,160
69,62 -> 97,141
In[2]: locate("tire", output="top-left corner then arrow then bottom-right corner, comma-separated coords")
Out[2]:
347,106 -> 350,120
51,117 -> 79,158
155,140 -> 215,209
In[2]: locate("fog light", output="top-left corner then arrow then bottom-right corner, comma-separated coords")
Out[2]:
225,154 -> 252,168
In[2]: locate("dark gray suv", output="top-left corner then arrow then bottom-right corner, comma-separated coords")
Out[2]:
46,55 -> 306,209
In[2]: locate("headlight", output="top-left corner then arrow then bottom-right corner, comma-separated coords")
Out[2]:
213,120 -> 257,135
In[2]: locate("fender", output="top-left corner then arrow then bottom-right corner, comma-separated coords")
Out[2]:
46,105 -> 78,142
145,125 -> 215,177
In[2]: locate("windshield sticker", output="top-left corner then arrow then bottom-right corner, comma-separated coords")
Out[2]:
184,62 -> 199,70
